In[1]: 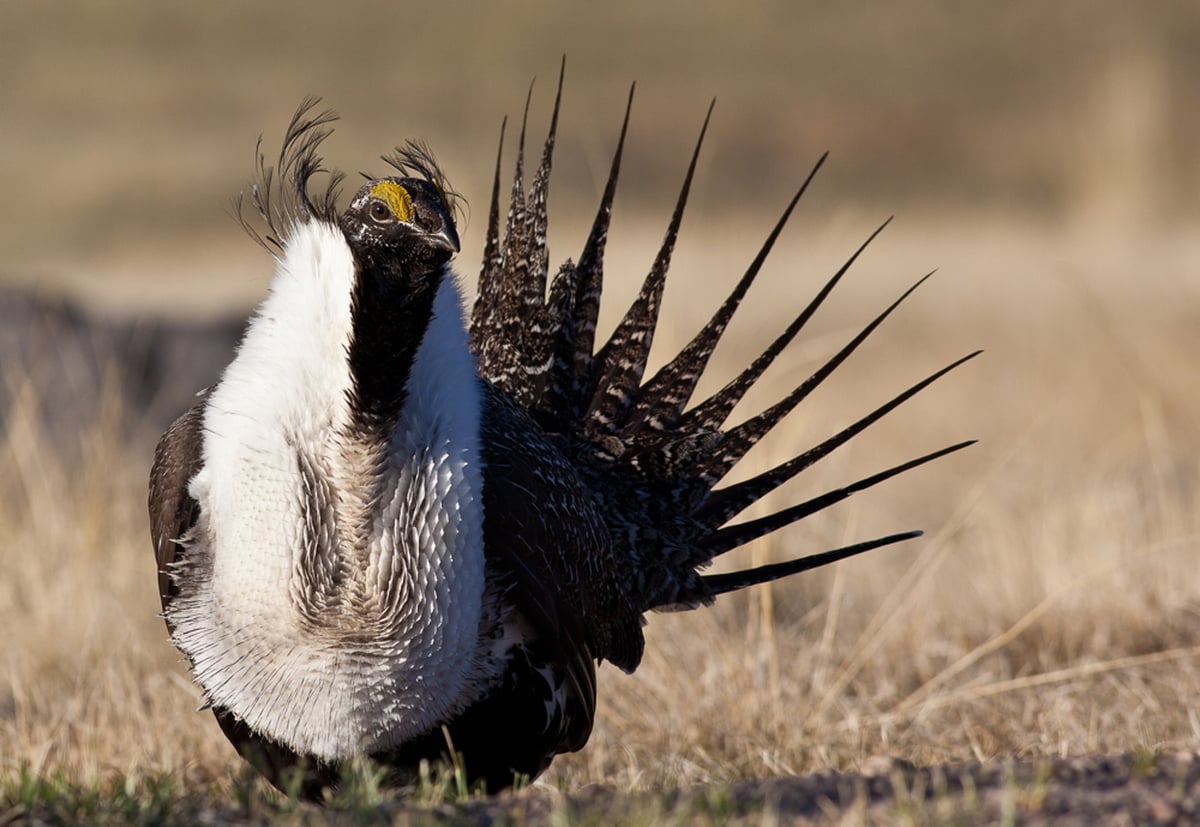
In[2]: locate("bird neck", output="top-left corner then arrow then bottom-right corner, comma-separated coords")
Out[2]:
344,248 -> 442,437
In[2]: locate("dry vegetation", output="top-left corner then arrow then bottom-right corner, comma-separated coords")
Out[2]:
3,219 -> 1200,823
3,2 -> 1200,823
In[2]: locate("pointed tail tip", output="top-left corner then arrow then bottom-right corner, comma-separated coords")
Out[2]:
552,58 -> 565,119
697,529 -> 925,600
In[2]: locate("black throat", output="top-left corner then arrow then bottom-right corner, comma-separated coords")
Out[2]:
345,249 -> 445,438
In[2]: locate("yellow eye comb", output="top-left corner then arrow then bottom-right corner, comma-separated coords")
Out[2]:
368,180 -> 415,222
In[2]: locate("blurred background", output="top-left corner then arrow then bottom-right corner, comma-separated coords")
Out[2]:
4,1 -> 1198,449
4,2 -> 1197,312
3,0 -> 1200,793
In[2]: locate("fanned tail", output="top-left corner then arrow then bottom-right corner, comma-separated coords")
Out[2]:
469,70 -> 975,615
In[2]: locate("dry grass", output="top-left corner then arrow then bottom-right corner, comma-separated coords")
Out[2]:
2,208 -> 1199,819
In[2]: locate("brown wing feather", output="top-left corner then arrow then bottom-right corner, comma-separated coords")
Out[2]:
148,396 -> 207,615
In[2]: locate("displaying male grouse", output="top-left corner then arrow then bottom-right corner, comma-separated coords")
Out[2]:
150,79 -> 976,798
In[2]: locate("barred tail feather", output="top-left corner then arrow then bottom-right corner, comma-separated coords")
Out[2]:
699,354 -> 981,530
472,117 -> 507,334
583,100 -> 714,438
628,152 -> 828,436
472,68 -> 568,410
680,216 -> 893,439
698,531 -> 924,600
569,84 -> 635,420
696,271 -> 940,486
704,440 -> 976,557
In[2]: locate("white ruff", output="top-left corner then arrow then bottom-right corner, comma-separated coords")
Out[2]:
169,221 -> 488,761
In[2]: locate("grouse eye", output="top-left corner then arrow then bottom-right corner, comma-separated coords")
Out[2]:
369,201 -> 391,222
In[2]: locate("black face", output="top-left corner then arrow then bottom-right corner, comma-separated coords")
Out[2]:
339,177 -> 461,269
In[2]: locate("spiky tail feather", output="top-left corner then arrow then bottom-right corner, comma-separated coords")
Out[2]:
470,65 -> 975,615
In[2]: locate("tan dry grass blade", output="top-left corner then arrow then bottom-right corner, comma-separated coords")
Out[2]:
910,646 -> 1200,713
893,535 -> 1200,715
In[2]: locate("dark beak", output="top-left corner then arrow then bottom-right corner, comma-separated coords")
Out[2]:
425,221 -> 460,256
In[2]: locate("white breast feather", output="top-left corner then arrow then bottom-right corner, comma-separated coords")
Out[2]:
169,221 -> 488,760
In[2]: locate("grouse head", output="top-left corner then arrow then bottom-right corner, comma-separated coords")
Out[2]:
340,176 -> 461,270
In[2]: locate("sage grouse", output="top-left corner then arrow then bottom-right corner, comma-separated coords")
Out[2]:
150,82 -> 976,798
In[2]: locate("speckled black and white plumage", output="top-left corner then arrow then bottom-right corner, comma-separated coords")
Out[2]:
150,77 -> 975,800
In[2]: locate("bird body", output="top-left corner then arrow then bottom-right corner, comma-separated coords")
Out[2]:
150,81 -> 975,797
164,219 -> 492,761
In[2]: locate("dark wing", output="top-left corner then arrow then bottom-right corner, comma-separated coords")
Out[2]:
148,396 -> 207,616
481,385 -> 642,666
478,386 -> 609,746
